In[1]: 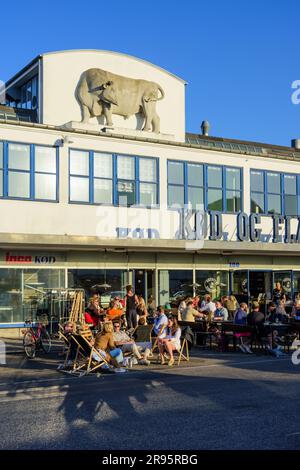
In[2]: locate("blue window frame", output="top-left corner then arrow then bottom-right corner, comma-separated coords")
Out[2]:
69,149 -> 159,208
250,169 -> 299,216
0,141 -> 58,202
167,160 -> 242,213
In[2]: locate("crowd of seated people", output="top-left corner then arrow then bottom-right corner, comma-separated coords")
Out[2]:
61,281 -> 300,372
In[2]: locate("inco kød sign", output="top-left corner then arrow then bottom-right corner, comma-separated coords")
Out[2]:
5,252 -> 56,264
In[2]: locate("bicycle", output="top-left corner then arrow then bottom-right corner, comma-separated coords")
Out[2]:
22,320 -> 52,358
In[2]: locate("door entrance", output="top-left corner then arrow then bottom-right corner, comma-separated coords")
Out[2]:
134,270 -> 155,302
249,271 -> 272,303
231,270 -> 272,311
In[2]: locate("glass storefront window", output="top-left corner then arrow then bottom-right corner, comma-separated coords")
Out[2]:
293,272 -> 300,299
68,269 -> 133,307
196,270 -> 228,300
232,270 -> 249,304
0,268 -> 65,323
273,271 -> 292,301
158,270 -> 193,307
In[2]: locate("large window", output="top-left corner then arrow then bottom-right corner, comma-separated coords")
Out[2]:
251,169 -> 299,216
69,150 -> 158,207
0,142 -> 58,201
68,269 -> 133,306
167,160 -> 242,212
158,269 -> 193,306
0,268 -> 65,324
196,270 -> 229,299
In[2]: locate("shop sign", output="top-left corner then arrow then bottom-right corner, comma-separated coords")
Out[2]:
209,212 -> 300,243
5,252 -> 56,264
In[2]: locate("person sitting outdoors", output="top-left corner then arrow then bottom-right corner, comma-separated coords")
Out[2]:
234,302 -> 248,325
153,306 -> 168,338
182,300 -> 204,322
192,296 -> 200,309
213,300 -> 229,321
200,295 -> 216,315
93,321 -> 124,371
267,301 -> 289,323
158,317 -> 181,366
106,297 -> 124,321
177,296 -> 188,321
276,299 -> 288,318
132,316 -> 152,363
292,300 -> 300,320
247,301 -> 265,350
85,295 -> 103,326
113,321 -> 150,365
233,303 -> 252,353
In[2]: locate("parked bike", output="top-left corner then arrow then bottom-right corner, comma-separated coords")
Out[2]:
22,320 -> 51,358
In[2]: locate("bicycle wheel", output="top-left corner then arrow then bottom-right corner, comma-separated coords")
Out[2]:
40,329 -> 51,353
23,331 -> 36,359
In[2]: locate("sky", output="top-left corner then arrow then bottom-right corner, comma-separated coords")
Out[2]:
1,0 -> 299,147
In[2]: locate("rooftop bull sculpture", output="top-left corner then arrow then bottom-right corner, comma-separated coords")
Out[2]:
76,68 -> 165,133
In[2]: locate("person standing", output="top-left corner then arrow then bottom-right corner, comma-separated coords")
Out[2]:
124,285 -> 138,330
272,282 -> 286,306
224,295 -> 238,321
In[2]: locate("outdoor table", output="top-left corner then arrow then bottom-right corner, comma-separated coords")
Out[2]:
263,322 -> 292,349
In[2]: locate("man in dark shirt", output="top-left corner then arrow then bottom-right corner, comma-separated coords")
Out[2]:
266,302 -> 289,324
247,301 -> 265,339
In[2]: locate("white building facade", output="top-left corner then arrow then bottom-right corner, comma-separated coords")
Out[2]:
1,49 -> 300,331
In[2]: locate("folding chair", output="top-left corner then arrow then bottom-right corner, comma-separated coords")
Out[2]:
72,334 -> 112,375
174,337 -> 190,365
151,323 -> 167,354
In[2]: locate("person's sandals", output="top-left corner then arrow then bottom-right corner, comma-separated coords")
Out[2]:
168,358 -> 174,366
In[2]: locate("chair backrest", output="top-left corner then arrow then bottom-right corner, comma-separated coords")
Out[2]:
134,324 -> 153,342
180,326 -> 194,347
71,334 -> 92,356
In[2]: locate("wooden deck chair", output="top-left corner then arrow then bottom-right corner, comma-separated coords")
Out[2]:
151,323 -> 168,354
175,337 -> 190,365
58,331 -> 72,368
73,334 -> 112,375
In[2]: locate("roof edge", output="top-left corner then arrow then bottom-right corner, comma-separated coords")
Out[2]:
40,49 -> 187,84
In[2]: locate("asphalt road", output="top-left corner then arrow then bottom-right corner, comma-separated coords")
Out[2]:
0,352 -> 299,450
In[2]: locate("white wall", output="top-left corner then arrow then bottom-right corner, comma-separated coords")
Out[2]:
1,123 -> 300,243
41,50 -> 186,141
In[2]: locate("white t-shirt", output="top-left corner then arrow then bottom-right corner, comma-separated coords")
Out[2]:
200,301 -> 216,313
